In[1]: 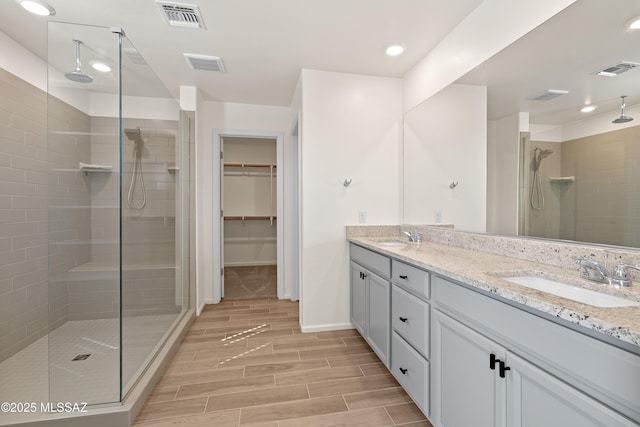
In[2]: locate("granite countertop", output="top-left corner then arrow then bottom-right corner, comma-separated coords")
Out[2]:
348,235 -> 640,348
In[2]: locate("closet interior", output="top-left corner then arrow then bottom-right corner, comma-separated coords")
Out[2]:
222,137 -> 277,299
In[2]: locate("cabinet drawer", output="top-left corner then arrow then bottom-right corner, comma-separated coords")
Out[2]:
391,331 -> 430,416
392,259 -> 430,299
351,244 -> 391,279
392,285 -> 430,358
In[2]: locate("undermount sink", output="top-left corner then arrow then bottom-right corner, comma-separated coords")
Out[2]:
378,241 -> 406,247
502,276 -> 640,308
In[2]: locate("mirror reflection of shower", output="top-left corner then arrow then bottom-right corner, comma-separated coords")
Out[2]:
530,146 -> 553,210
124,127 -> 146,209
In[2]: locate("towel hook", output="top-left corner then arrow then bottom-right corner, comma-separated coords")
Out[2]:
449,181 -> 458,189
343,178 -> 352,187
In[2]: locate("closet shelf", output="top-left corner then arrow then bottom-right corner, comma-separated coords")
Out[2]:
224,216 -> 276,221
224,163 -> 276,169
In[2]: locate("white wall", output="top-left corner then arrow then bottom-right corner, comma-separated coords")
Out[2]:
403,83 -> 487,231
300,69 -> 401,332
0,30 -> 46,90
558,104 -> 640,142
197,102 -> 291,306
402,0 -> 577,113
487,113 -> 523,235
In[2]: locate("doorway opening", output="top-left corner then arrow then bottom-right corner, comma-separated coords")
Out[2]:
214,130 -> 284,302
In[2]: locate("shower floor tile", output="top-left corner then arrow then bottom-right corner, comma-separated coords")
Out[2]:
0,313 -> 179,425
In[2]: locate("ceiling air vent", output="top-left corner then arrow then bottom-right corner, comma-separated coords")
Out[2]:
156,1 -> 205,29
123,47 -> 147,66
595,61 -> 640,77
526,89 -> 569,101
184,54 -> 226,72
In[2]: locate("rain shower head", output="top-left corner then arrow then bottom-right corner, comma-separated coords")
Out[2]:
612,95 -> 633,123
64,39 -> 93,84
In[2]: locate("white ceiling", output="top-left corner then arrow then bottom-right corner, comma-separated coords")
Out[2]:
457,0 -> 640,126
0,0 -> 484,106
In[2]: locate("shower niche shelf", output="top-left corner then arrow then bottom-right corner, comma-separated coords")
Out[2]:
549,176 -> 575,183
79,162 -> 113,175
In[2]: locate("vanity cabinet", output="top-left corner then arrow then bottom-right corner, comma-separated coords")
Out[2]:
350,244 -> 391,366
432,275 -> 640,427
390,259 -> 431,415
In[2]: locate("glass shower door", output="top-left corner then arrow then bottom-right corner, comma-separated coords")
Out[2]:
119,34 -> 188,398
47,22 -> 121,406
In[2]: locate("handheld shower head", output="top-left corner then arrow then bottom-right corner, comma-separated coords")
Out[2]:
64,40 -> 93,84
124,127 -> 143,143
613,96 -> 633,124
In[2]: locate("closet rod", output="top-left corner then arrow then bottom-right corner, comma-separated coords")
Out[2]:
224,163 -> 277,169
224,216 -> 277,221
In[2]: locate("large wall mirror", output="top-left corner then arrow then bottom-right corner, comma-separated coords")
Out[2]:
403,0 -> 640,250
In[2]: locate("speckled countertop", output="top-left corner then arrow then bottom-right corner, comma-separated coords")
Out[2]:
348,235 -> 640,349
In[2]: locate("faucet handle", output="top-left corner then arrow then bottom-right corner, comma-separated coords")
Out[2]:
611,261 -> 640,287
572,256 -> 593,266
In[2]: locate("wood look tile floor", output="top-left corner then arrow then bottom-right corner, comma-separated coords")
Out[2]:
133,298 -> 433,427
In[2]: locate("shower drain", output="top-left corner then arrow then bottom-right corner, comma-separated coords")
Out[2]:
71,354 -> 91,361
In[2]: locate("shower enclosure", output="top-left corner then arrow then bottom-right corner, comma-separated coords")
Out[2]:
0,21 -> 192,425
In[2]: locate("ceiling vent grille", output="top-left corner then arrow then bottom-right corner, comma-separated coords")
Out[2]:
184,54 -> 226,72
526,89 -> 569,101
123,48 -> 147,65
595,61 -> 640,77
156,1 -> 205,29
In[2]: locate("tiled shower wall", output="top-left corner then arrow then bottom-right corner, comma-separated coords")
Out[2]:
0,68 -> 90,362
68,116 -> 180,319
560,126 -> 640,247
527,141 -> 561,240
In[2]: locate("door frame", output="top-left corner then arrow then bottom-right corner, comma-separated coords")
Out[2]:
289,115 -> 301,302
213,129 -> 284,302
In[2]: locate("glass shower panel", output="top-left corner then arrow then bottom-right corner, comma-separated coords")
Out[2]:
119,35 -> 187,397
47,22 -> 121,405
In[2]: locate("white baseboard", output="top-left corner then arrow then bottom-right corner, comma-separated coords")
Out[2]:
197,298 -> 213,316
300,322 -> 355,333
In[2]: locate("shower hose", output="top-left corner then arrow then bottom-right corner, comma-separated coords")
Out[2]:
127,147 -> 146,210
530,168 -> 544,210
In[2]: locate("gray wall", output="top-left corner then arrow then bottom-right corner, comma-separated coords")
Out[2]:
0,68 -> 91,362
560,126 -> 640,247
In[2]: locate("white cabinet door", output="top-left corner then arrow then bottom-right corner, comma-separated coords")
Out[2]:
350,262 -> 367,337
368,270 -> 390,366
433,310 -> 506,427
507,352 -> 639,427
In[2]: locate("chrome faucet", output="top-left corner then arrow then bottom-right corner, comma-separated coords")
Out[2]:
402,230 -> 422,243
610,262 -> 640,287
574,256 -> 639,287
573,256 -> 610,284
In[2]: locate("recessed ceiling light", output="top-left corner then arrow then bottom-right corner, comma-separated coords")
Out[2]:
580,105 -> 597,113
385,44 -> 405,56
18,0 -> 56,16
91,62 -> 111,73
627,16 -> 640,30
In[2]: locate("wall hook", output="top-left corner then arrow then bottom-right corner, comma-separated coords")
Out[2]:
343,178 -> 352,187
449,181 -> 458,189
